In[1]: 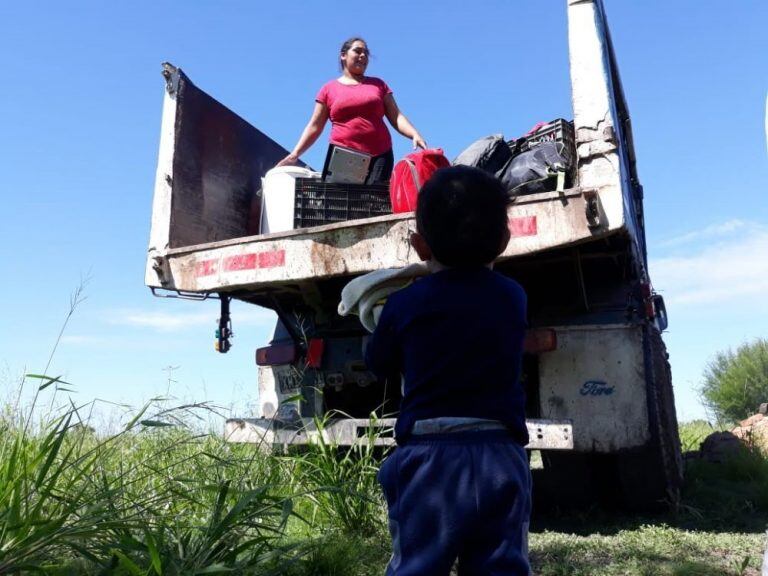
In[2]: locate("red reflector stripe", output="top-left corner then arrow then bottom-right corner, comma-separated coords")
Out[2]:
196,250 -> 287,277
306,339 -> 325,368
224,254 -> 257,271
509,216 -> 537,237
256,343 -> 297,366
258,250 -> 286,268
195,259 -> 218,277
524,329 -> 557,353
223,250 -> 286,272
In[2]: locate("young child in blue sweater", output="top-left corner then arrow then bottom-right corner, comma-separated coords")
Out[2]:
365,165 -> 531,575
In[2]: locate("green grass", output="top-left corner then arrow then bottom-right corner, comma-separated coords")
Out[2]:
678,420 -> 719,453
529,525 -> 763,576
287,413 -> 391,535
0,376 -> 394,574
12,288 -> 762,573
2,381 -> 766,576
522,422 -> 768,575
277,534 -> 391,576
676,420 -> 768,531
0,374 -> 314,574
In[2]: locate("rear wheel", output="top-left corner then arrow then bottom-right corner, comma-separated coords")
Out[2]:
533,452 -> 619,511
617,327 -> 683,510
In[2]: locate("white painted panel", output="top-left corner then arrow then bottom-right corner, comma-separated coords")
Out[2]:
145,76 -> 178,287
257,366 -> 279,418
567,0 -> 625,233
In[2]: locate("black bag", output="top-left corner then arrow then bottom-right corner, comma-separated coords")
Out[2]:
499,141 -> 570,197
453,134 -> 512,176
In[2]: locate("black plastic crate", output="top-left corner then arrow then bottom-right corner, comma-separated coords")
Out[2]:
512,118 -> 576,167
293,179 -> 392,229
507,119 -> 577,192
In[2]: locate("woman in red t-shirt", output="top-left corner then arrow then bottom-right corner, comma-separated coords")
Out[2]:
276,37 -> 426,184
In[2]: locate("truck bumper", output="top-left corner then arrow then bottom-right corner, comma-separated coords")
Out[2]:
224,417 -> 573,450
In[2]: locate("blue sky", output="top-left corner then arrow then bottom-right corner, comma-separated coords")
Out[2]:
1,1 -> 766,423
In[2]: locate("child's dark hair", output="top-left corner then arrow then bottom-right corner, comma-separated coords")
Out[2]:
416,166 -> 511,267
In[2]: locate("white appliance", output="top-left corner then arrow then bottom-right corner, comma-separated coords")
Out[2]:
260,167 -> 320,234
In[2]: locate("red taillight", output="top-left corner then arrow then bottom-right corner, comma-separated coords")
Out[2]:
306,338 -> 325,368
524,329 -> 557,353
255,343 -> 297,366
640,282 -> 655,319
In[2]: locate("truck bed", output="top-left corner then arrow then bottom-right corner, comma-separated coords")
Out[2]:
147,0 -> 648,298
150,185 -> 609,294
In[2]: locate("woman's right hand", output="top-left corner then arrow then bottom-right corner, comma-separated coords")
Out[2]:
275,153 -> 299,168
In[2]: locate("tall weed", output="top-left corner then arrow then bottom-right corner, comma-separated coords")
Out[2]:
683,445 -> 768,530
0,391 -> 308,574
678,420 -> 718,453
0,405 -> 96,572
0,283 -> 315,573
287,412 -> 391,535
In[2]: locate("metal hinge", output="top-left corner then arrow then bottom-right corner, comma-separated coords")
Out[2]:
583,189 -> 604,229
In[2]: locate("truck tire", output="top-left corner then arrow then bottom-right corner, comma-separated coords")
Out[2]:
613,327 -> 683,510
533,452 -> 618,511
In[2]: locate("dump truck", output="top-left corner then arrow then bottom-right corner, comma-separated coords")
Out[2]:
146,0 -> 682,508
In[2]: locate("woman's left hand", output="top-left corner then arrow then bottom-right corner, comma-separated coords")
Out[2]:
412,134 -> 427,150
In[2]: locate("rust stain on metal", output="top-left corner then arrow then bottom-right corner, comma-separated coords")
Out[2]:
309,239 -> 344,277
175,258 -> 202,288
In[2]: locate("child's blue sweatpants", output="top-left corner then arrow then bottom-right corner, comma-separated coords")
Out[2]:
378,430 -> 531,575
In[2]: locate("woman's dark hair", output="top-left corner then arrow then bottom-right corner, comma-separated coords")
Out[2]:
416,166 -> 511,267
339,37 -> 369,71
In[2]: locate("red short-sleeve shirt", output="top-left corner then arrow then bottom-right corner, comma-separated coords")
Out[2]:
316,77 -> 393,157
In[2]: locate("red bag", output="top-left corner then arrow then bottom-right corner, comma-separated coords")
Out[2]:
389,149 -> 451,213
